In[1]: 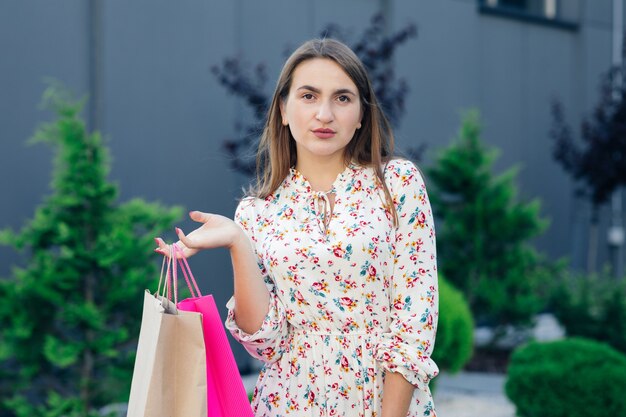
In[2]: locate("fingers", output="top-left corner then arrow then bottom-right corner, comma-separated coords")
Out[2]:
175,227 -> 196,251
189,210 -> 212,224
153,237 -> 169,256
154,215 -> 208,259
153,237 -> 188,259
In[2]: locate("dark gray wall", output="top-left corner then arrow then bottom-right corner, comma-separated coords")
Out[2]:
1,0 -> 623,370
389,0 -> 621,270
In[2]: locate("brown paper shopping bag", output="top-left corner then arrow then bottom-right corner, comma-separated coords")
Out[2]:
127,257 -> 207,417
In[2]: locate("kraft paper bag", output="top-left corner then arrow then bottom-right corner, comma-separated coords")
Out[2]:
127,290 -> 207,417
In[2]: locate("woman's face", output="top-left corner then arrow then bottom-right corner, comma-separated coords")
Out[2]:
280,58 -> 362,165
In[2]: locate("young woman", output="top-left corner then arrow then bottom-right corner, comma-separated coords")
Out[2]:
155,38 -> 439,417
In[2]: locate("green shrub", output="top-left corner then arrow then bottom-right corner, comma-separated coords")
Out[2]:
549,273 -> 626,353
427,110 -> 549,328
432,277 -> 474,374
505,338 -> 626,417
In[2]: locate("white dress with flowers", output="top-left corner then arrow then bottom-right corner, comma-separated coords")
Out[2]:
225,159 -> 439,417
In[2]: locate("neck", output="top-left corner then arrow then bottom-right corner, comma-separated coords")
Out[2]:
295,155 -> 346,192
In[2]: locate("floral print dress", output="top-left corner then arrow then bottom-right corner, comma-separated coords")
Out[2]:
225,159 -> 439,417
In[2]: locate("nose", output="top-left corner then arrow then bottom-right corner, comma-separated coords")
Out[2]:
315,101 -> 334,123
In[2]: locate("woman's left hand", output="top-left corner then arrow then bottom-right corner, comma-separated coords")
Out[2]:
154,210 -> 246,258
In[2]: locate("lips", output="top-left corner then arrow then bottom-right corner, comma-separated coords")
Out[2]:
312,128 -> 336,139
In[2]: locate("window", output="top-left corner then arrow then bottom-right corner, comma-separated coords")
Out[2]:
479,0 -> 579,30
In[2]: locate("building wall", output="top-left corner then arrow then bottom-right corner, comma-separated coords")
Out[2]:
0,0 -> 621,370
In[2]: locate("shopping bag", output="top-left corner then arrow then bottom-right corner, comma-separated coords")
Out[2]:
173,244 -> 255,417
127,252 -> 207,417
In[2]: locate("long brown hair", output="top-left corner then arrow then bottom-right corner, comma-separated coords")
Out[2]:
253,38 -> 398,224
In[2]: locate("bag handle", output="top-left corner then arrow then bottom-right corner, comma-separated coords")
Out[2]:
173,244 -> 202,298
156,244 -> 202,303
156,246 -> 174,301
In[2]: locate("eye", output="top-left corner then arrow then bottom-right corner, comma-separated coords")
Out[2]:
301,93 -> 315,101
337,95 -> 351,103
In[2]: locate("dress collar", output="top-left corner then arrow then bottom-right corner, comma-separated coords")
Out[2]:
286,163 -> 360,195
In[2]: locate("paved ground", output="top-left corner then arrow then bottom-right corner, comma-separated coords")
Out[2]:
243,371 -> 516,416
434,372 -> 515,417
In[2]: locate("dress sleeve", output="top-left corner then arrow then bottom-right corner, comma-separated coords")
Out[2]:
224,198 -> 290,364
375,159 -> 440,390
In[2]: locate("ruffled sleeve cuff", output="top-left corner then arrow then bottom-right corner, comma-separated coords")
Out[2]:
375,336 -> 439,390
225,292 -> 289,364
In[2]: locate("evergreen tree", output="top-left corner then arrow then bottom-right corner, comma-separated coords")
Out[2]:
0,85 -> 182,417
427,111 -> 548,328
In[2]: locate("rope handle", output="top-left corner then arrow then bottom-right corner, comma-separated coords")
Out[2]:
173,244 -> 202,298
156,243 -> 202,303
156,247 -> 173,300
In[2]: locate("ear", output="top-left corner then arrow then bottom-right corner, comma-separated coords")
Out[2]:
280,99 -> 288,126
358,106 -> 364,129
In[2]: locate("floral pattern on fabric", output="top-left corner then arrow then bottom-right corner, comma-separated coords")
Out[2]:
225,159 -> 439,417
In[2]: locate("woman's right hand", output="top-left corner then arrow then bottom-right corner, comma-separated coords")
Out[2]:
154,210 -> 246,259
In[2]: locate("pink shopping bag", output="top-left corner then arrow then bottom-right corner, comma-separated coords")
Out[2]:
171,244 -> 255,417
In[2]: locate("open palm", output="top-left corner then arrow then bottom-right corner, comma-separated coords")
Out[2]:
154,210 -> 243,258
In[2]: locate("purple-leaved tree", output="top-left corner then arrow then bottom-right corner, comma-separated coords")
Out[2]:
550,35 -> 626,274
211,13 -> 421,177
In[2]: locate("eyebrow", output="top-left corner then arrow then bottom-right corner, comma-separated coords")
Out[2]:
296,85 -> 357,96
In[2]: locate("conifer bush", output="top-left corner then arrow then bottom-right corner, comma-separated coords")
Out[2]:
427,110 -> 549,328
0,85 -> 182,417
505,338 -> 626,417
